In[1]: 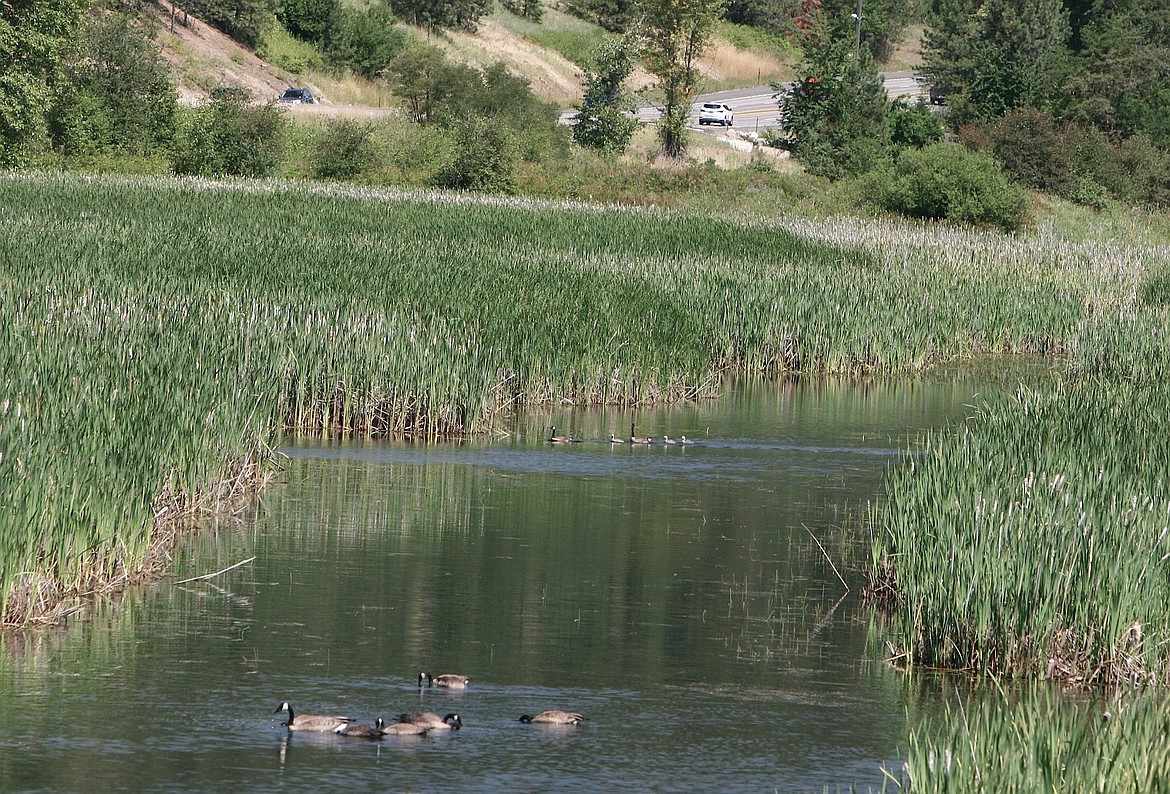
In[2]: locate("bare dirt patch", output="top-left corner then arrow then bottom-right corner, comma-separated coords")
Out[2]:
151,3 -> 298,104
437,17 -> 584,106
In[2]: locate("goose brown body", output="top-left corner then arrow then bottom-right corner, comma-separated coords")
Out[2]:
397,711 -> 462,730
333,721 -> 383,739
274,701 -> 351,732
518,710 -> 587,725
418,672 -> 471,688
378,718 -> 431,736
548,426 -> 578,444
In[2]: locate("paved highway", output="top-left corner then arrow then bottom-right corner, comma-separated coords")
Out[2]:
623,71 -> 925,136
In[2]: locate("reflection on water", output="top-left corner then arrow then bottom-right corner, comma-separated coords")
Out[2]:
0,376 -> 1013,792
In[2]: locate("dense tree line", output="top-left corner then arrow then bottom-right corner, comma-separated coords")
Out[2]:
0,0 -> 87,165
775,0 -> 1170,220
922,0 -> 1170,205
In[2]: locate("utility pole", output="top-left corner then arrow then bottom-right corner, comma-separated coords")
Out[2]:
852,0 -> 863,55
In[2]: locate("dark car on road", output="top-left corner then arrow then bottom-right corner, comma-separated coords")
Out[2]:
279,87 -> 316,104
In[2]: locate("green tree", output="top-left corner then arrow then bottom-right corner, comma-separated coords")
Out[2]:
386,43 -> 477,124
779,38 -> 889,179
565,0 -> 636,31
818,0 -> 912,62
389,0 -> 487,31
0,0 -> 88,166
278,0 -> 338,43
1054,0 -> 1170,147
923,0 -> 1070,125
328,3 -> 406,79
725,0 -> 800,34
49,11 -> 178,157
640,0 -> 728,158
184,0 -> 276,47
501,0 -> 544,21
572,34 -> 640,154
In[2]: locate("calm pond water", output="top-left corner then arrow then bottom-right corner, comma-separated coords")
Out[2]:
0,376 -> 1026,792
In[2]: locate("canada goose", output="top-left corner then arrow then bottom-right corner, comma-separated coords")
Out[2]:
397,711 -> 462,730
661,434 -> 674,445
678,435 -> 694,445
629,423 -> 651,445
274,701 -> 351,732
518,710 -> 588,725
418,672 -> 471,688
608,433 -> 625,444
548,426 -> 579,444
333,721 -> 384,739
377,718 -> 431,737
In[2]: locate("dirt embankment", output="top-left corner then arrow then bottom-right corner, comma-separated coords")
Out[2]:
149,4 -> 589,111
148,5 -> 790,113
151,4 -> 294,105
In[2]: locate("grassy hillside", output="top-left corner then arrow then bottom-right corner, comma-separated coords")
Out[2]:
152,2 -> 798,108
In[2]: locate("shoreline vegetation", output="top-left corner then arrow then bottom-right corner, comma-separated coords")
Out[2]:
4,171 -> 1170,789
0,171 -> 1147,626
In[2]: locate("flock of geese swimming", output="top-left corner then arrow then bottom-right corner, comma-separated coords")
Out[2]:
275,672 -> 587,740
549,422 -> 696,446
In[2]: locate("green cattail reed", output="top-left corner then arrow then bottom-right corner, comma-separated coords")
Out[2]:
891,684 -> 1170,792
0,171 -> 1147,624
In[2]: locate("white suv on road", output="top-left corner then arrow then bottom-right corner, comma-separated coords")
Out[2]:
698,102 -> 734,127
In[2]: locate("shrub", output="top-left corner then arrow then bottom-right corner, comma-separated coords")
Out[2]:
433,115 -> 518,193
1111,135 -> 1170,207
966,108 -> 1079,195
377,120 -> 453,184
866,142 -> 1030,231
313,119 -> 380,180
958,109 -> 1124,209
257,21 -> 324,74
172,94 -> 289,177
328,5 -> 406,79
888,100 -> 943,150
49,12 -> 177,157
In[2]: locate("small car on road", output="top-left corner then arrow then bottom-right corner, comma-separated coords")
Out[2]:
279,87 -> 316,104
698,102 -> 734,126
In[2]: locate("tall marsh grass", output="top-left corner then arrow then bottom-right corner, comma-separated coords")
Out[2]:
890,684 -> 1170,792
871,377 -> 1170,685
0,171 -> 1122,624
